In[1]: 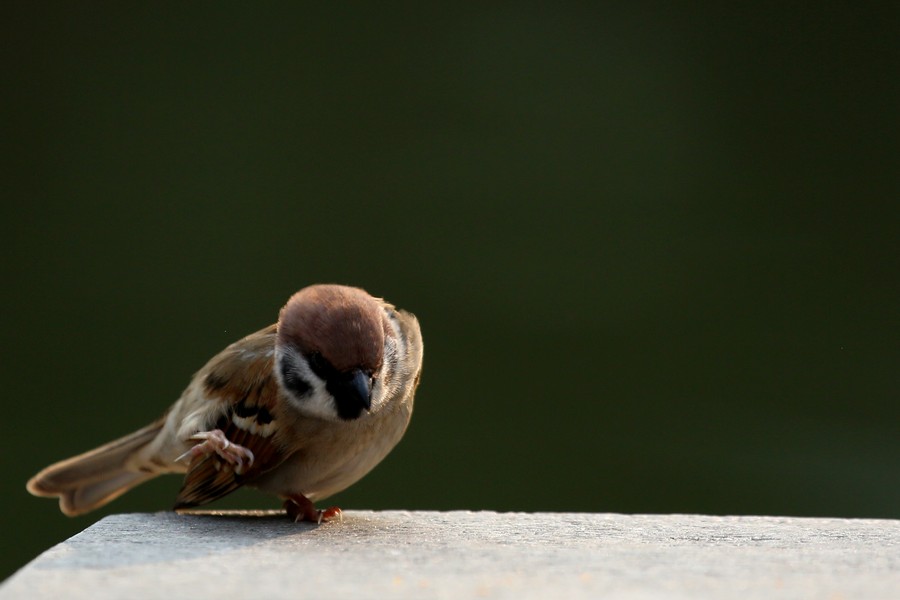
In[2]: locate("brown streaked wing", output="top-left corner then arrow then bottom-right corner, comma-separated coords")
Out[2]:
174,325 -> 290,508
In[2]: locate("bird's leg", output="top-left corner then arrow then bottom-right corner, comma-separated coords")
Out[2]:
284,493 -> 343,524
175,429 -> 255,474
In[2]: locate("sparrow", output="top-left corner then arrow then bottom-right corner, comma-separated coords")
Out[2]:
27,284 -> 423,523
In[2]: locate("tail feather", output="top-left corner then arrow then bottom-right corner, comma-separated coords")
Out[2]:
27,420 -> 165,516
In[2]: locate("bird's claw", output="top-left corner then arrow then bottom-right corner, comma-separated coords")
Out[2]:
284,495 -> 342,524
176,429 -> 255,474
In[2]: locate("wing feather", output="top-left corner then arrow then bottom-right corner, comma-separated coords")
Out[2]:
174,325 -> 291,509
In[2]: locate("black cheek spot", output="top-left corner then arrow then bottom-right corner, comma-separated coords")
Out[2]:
280,358 -> 311,397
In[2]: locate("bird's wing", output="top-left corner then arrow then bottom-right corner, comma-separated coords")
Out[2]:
174,325 -> 293,509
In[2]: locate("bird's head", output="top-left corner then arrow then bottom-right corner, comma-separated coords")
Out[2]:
274,284 -> 388,421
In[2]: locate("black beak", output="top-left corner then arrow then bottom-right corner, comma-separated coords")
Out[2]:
328,368 -> 373,421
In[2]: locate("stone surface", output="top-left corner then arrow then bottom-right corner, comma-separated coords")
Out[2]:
2,511 -> 899,599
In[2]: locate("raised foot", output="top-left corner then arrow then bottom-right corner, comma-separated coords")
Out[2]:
284,494 -> 343,524
175,429 -> 255,474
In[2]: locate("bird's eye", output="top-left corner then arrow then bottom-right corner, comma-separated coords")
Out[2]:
307,352 -> 336,381
308,353 -> 325,370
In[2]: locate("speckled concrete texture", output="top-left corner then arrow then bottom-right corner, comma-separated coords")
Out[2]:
3,510 -> 898,599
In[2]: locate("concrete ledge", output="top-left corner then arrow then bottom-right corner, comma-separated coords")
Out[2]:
2,511 -> 899,599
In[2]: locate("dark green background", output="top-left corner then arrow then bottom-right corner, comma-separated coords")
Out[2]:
2,2 -> 897,581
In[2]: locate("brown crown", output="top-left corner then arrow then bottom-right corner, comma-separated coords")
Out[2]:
276,284 -> 385,373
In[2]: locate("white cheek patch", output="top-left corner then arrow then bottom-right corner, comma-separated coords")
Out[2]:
274,346 -> 339,421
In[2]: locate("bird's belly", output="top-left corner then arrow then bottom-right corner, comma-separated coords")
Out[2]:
252,408 -> 410,501
255,446 -> 384,502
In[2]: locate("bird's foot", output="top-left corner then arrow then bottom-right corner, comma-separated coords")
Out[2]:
176,429 -> 255,474
284,494 -> 343,524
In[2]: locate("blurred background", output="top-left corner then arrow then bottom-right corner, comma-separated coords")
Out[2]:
1,1 -> 897,581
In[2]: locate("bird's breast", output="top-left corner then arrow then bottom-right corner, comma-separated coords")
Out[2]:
250,399 -> 412,501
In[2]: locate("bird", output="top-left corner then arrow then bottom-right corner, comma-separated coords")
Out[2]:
27,284 -> 423,523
